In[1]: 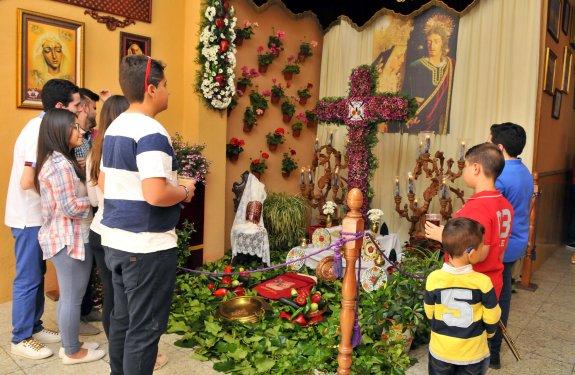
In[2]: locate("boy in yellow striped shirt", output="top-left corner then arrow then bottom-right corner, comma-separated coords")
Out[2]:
425,218 -> 501,374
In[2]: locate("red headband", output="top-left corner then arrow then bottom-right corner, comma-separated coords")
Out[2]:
143,56 -> 152,95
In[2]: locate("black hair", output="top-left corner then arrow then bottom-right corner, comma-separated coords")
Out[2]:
41,79 -> 79,110
490,122 -> 527,157
442,218 -> 484,258
34,108 -> 85,192
119,55 -> 165,103
79,88 -> 100,102
465,142 -> 505,179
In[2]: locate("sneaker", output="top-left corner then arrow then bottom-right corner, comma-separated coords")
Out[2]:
489,355 -> 501,370
61,348 -> 105,365
78,321 -> 101,336
11,338 -> 53,360
58,342 -> 100,358
81,310 -> 102,322
32,328 -> 61,344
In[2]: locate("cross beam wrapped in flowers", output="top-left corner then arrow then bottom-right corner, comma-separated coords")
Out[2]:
314,65 -> 417,214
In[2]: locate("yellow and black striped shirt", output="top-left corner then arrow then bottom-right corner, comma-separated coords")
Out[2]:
424,263 -> 501,365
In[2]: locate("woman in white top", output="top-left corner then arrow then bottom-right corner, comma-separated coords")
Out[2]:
86,95 -> 129,338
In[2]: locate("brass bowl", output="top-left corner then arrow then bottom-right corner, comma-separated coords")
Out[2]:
217,296 -> 270,323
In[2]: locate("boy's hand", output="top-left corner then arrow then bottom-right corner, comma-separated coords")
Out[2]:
99,90 -> 111,102
425,221 -> 444,242
178,177 -> 196,203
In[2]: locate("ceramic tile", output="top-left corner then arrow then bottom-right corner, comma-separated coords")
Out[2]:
0,346 -> 20,375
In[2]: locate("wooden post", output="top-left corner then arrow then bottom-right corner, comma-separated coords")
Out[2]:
519,172 -> 539,291
337,188 -> 364,375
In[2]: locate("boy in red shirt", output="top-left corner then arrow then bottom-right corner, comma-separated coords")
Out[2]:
425,142 -> 513,299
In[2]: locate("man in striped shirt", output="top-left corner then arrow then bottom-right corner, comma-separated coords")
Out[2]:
100,55 -> 195,375
425,218 -> 501,374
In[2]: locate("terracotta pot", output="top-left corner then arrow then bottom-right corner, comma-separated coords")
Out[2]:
307,119 -> 317,127
243,123 -> 253,133
258,64 -> 268,73
292,128 -> 301,137
282,114 -> 292,123
299,97 -> 308,105
283,71 -> 294,81
268,143 -> 278,152
236,82 -> 247,93
282,171 -> 291,178
252,171 -> 261,179
235,35 -> 244,46
227,154 -> 239,162
271,94 -> 280,104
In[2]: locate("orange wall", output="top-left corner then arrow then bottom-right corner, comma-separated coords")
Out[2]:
224,0 -> 322,248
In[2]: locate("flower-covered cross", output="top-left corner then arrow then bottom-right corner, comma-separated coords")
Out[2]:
315,65 -> 416,214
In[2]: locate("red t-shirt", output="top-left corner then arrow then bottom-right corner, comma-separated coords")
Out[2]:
453,190 -> 514,298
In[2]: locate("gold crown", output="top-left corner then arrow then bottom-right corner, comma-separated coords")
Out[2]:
424,14 -> 455,38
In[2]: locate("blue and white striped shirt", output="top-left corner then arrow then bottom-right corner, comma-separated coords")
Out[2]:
100,112 -> 180,253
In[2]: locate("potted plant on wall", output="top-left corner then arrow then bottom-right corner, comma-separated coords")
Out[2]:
250,152 -> 269,179
257,46 -> 274,73
236,66 -> 259,95
270,79 -> 285,104
282,62 -> 300,81
226,137 -> 245,162
234,20 -> 258,46
297,40 -> 318,62
281,149 -> 298,178
172,134 -> 211,185
297,83 -> 313,105
291,122 -> 303,138
266,127 -> 285,151
305,110 -> 318,127
249,90 -> 268,116
281,100 -> 296,123
227,95 -> 238,117
243,106 -> 257,133
267,30 -> 285,57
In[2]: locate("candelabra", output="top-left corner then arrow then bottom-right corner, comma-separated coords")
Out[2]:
394,138 -> 467,237
300,136 -> 348,222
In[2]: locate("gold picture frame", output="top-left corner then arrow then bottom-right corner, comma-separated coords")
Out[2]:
17,9 -> 84,109
544,47 -> 557,95
561,46 -> 572,93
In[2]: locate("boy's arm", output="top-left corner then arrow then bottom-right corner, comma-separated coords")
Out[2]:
141,177 -> 192,206
20,165 -> 35,190
481,285 -> 501,338
467,244 -> 490,264
423,277 -> 435,320
425,222 -> 444,242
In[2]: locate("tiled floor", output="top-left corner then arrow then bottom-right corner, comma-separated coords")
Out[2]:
1,247 -> 574,375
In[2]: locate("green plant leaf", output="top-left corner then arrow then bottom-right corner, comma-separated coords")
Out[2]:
256,358 -> 276,373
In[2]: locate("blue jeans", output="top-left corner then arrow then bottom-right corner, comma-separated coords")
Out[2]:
11,227 -> 45,344
428,354 -> 490,375
488,260 -> 515,359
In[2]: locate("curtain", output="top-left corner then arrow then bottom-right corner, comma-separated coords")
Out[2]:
317,0 -> 541,241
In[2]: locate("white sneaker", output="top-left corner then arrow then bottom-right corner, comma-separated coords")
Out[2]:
11,338 -> 53,359
33,328 -> 61,344
58,342 -> 100,358
61,348 -> 105,365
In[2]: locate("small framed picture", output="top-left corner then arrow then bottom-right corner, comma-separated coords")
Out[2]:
544,47 -> 558,95
561,46 -> 572,93
552,90 -> 562,119
548,0 -> 562,42
563,0 -> 571,35
571,4 -> 575,47
119,32 -> 151,63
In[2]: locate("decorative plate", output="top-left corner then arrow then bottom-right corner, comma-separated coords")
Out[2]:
315,255 -> 337,282
361,236 -> 379,262
360,266 -> 387,292
312,228 -> 331,248
286,247 -> 306,271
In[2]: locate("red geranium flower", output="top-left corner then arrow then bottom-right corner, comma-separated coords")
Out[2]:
257,46 -> 264,54
252,158 -> 260,164
275,128 -> 285,134
261,152 -> 269,159
290,149 -> 296,155
239,139 -> 245,146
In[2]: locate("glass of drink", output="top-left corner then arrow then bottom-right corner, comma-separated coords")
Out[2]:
425,213 -> 442,227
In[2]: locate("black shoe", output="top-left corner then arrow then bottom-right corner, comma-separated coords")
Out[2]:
489,355 -> 501,370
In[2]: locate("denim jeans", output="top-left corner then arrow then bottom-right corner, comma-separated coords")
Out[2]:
104,246 -> 177,375
429,354 -> 490,375
89,230 -> 113,337
488,260 -> 515,359
11,227 -> 45,344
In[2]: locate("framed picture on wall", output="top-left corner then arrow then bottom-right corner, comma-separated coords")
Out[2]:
17,9 -> 84,109
548,0 -> 562,42
119,32 -> 151,63
544,47 -> 558,95
563,0 -> 571,35
561,46 -> 573,93
552,90 -> 562,119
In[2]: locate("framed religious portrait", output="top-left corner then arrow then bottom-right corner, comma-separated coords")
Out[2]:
119,32 -> 151,62
548,0 -> 562,42
563,0 -> 571,35
544,48 -> 558,95
561,46 -> 572,93
552,90 -> 562,119
17,9 -> 84,109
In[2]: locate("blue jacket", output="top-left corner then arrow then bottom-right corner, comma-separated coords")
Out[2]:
495,159 -> 534,262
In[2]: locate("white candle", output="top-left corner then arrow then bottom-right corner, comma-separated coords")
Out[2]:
407,172 -> 414,194
394,176 -> 400,197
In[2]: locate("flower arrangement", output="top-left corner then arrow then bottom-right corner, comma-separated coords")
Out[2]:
297,40 -> 318,62
172,133 -> 211,185
297,83 -> 313,105
305,110 -> 318,127
267,30 -> 285,57
291,122 -> 303,137
257,46 -> 275,73
250,152 -> 269,176
281,100 -> 296,123
234,20 -> 258,46
367,209 -> 384,224
249,91 -> 268,115
322,201 -> 337,216
197,0 -> 237,110
226,137 -> 245,161
236,66 -> 259,94
281,149 -> 298,177
266,127 -> 285,151
270,78 -> 285,104
243,106 -> 257,132
282,60 -> 301,81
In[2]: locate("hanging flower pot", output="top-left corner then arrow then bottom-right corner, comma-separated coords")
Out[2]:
236,82 -> 247,92
283,71 -> 294,81
307,119 -> 317,127
243,123 -> 253,133
283,114 -> 292,123
268,143 -> 278,152
252,172 -> 261,179
271,94 -> 280,104
282,171 -> 291,178
235,35 -> 244,46
298,97 -> 308,105
258,64 -> 268,73
292,128 -> 301,138
228,154 -> 239,162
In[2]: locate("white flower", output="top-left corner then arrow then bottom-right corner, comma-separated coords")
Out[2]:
218,69 -> 223,73
224,18 -> 229,25
205,6 -> 216,21
322,201 -> 337,215
367,209 -> 384,223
